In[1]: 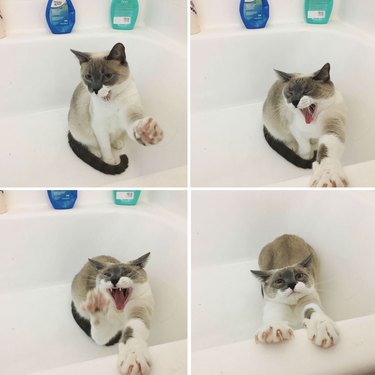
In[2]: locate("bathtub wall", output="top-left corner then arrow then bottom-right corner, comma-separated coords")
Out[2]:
0,0 -> 186,42
3,190 -> 187,217
339,0 -> 375,36
192,0 -> 375,34
194,0 -> 342,30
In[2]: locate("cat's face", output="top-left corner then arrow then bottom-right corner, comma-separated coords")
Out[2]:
89,253 -> 150,311
71,43 -> 130,102
275,63 -> 335,124
251,255 -> 316,305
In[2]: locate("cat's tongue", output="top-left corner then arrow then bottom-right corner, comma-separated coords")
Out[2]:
111,288 -> 129,311
300,104 -> 316,125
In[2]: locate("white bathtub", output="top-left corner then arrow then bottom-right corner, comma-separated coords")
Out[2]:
192,190 -> 375,374
0,195 -> 187,375
0,29 -> 187,187
191,23 -> 375,187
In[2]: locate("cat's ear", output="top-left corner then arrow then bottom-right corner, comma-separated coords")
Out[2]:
88,258 -> 106,271
313,63 -> 331,82
106,43 -> 127,65
274,69 -> 293,82
129,252 -> 150,269
251,269 -> 271,282
298,253 -> 313,268
71,49 -> 91,65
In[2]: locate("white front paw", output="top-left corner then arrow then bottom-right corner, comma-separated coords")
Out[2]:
303,313 -> 339,348
310,158 -> 348,187
118,339 -> 151,375
134,117 -> 164,146
254,322 -> 294,344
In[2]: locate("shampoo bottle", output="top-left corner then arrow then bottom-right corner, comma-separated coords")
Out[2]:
0,191 -> 7,214
46,0 -> 75,34
47,190 -> 77,210
240,0 -> 269,29
113,190 -> 141,205
305,0 -> 333,24
111,0 -> 139,30
190,1 -> 201,35
0,9 -> 6,38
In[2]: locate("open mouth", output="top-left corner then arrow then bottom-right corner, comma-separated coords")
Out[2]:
300,104 -> 316,125
108,288 -> 131,311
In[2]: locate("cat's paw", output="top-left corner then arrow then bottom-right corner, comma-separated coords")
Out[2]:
134,117 -> 164,146
310,158 -> 348,187
254,322 -> 294,344
89,147 -> 102,159
103,155 -> 118,165
81,289 -> 110,316
112,139 -> 125,150
303,313 -> 339,348
118,339 -> 151,375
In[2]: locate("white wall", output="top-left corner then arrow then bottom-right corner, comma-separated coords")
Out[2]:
0,0 -> 186,42
339,0 -> 375,35
1,190 -> 187,218
194,0 -> 342,30
192,190 -> 375,268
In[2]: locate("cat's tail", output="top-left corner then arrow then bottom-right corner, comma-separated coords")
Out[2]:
263,126 -> 316,169
68,132 -> 129,175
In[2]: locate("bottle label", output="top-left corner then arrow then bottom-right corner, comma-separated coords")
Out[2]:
113,16 -> 131,25
116,191 -> 135,200
243,0 -> 263,21
51,0 -> 67,8
308,10 -> 326,19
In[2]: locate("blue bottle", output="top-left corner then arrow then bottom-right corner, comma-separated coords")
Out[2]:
305,0 -> 333,24
240,0 -> 269,29
46,0 -> 75,34
113,190 -> 141,205
48,190 -> 77,209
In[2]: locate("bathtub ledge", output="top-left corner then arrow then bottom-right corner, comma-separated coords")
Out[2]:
192,315 -> 375,375
27,339 -> 187,375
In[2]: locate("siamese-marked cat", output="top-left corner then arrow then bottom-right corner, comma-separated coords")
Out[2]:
263,63 -> 348,187
71,253 -> 153,375
68,43 -> 164,175
251,234 -> 338,348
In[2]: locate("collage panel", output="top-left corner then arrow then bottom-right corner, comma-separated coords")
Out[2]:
192,190 -> 375,374
0,0 -> 187,188
0,190 -> 187,375
191,0 -> 375,188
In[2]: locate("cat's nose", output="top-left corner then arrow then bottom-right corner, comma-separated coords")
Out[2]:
288,282 -> 296,290
93,88 -> 99,95
292,100 -> 299,108
111,276 -> 120,286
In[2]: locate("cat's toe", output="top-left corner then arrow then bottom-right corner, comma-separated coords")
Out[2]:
118,339 -> 151,375
310,158 -> 348,188
304,315 -> 339,348
112,139 -> 125,150
81,289 -> 109,314
255,323 -> 293,344
134,118 -> 163,146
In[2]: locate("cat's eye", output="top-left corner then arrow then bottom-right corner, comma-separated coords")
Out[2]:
104,73 -> 113,80
274,279 -> 285,286
296,273 -> 305,281
85,74 -> 93,80
104,272 -> 111,277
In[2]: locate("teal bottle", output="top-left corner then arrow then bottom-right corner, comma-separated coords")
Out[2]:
305,0 -> 333,24
113,191 -> 141,205
111,0 -> 139,30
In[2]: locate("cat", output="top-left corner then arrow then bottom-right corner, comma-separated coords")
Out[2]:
68,42 -> 164,175
251,234 -> 338,348
263,63 -> 348,187
71,253 -> 154,375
